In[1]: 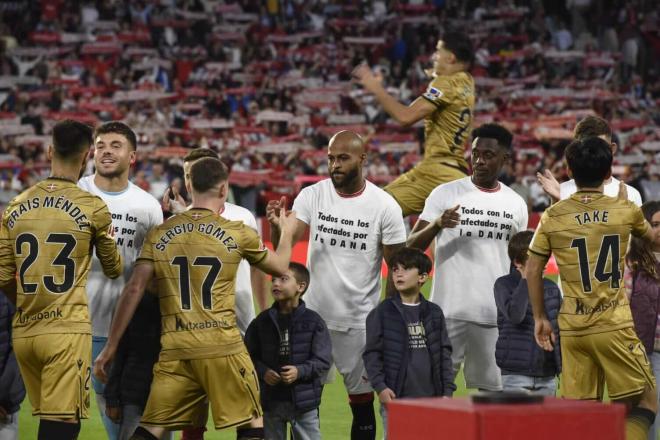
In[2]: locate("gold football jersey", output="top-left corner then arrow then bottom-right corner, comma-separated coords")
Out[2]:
0,177 -> 122,338
421,71 -> 475,167
137,208 -> 268,361
530,192 -> 649,336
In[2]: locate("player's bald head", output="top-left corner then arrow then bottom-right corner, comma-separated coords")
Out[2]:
328,130 -> 365,155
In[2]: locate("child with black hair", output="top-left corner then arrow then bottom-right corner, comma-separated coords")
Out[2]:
363,247 -> 455,438
245,262 -> 331,440
494,231 -> 561,395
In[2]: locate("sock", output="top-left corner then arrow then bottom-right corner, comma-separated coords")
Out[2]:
182,426 -> 207,440
130,426 -> 160,440
236,427 -> 264,439
349,393 -> 376,440
38,419 -> 81,440
626,407 -> 656,440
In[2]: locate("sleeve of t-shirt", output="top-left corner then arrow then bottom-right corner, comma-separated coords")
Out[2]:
292,187 -> 313,225
516,198 -> 529,232
529,212 -> 551,258
559,181 -> 575,201
421,75 -> 456,108
630,204 -> 650,238
380,199 -> 406,245
239,225 -> 268,265
149,199 -> 164,228
627,185 -> 643,207
245,210 -> 258,231
136,227 -> 157,264
0,206 -> 16,285
419,185 -> 449,224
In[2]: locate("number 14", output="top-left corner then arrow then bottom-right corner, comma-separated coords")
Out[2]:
570,235 -> 621,293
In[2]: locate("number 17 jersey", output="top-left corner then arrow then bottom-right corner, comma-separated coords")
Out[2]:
529,192 -> 649,336
137,208 -> 267,361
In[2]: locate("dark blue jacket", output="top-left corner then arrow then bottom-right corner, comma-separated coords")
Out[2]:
0,295 -> 25,414
494,269 -> 562,377
104,293 -> 162,409
245,300 -> 331,413
363,295 -> 455,397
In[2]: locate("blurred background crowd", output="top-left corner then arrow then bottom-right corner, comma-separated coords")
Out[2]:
0,0 -> 658,216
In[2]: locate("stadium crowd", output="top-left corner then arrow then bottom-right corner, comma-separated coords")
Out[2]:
0,0 -> 658,215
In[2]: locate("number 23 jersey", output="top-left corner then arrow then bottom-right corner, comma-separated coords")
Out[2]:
137,208 -> 267,361
530,193 -> 649,336
0,178 -> 122,338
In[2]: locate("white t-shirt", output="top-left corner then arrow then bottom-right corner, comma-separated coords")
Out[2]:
222,202 -> 258,334
560,177 -> 642,206
419,177 -> 528,325
293,179 -> 406,330
79,175 -> 163,337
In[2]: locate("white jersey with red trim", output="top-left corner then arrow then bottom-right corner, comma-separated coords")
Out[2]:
292,178 -> 406,330
419,176 -> 528,325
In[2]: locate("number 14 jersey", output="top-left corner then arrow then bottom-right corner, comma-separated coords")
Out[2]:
530,192 -> 649,336
137,208 -> 267,361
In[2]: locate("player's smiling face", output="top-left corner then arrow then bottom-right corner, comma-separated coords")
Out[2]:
471,137 -> 508,188
432,40 -> 454,76
94,133 -> 135,179
271,270 -> 303,301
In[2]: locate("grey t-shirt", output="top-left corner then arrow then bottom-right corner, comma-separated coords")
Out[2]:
400,304 -> 434,397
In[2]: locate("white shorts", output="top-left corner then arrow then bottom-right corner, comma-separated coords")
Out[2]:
234,288 -> 255,336
323,328 -> 372,395
446,318 -> 502,391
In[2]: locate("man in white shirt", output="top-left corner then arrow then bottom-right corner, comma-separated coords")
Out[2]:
79,122 -> 163,440
537,115 -> 643,206
408,124 -> 528,391
267,131 -> 406,440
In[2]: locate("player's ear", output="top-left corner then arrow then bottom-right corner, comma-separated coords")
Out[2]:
418,273 -> 429,285
129,149 -> 137,166
47,144 -> 54,161
610,142 -> 618,155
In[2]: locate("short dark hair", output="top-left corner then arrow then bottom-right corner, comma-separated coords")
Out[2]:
183,148 -> 219,163
565,137 -> 612,188
574,116 -> 611,141
389,247 -> 432,275
472,123 -> 513,151
508,230 -> 534,265
189,157 -> 229,193
442,31 -> 474,66
52,119 -> 93,159
289,262 -> 310,295
94,121 -> 137,150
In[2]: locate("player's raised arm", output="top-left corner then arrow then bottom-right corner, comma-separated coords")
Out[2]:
352,63 -> 435,127
92,200 -> 122,279
93,261 -> 154,383
256,206 -> 298,276
526,252 -> 555,352
407,205 -> 460,251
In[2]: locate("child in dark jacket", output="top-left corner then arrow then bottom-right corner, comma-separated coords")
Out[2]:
494,231 -> 562,396
245,262 -> 331,440
364,248 -> 455,438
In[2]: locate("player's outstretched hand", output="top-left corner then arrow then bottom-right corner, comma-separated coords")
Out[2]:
351,63 -> 379,91
264,368 -> 282,386
279,206 -> 298,237
536,170 -> 560,202
534,317 -> 556,352
162,186 -> 186,214
436,205 -> 461,229
106,405 -> 122,424
266,196 -> 285,227
93,348 -> 113,384
280,365 -> 299,384
617,180 -> 628,201
378,388 -> 396,404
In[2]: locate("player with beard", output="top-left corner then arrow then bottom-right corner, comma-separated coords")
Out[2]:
267,131 -> 406,440
78,122 -> 163,440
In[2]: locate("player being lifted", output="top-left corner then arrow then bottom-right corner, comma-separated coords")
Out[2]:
528,137 -> 657,440
352,31 -> 475,216
94,157 -> 299,440
0,120 -> 122,440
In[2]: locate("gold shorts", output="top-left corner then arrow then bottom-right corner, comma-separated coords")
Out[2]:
385,160 -> 467,216
560,327 -> 656,400
13,333 -> 91,419
141,351 -> 262,431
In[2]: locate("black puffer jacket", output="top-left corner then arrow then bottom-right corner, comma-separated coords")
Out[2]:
245,300 -> 331,413
0,295 -> 25,414
104,293 -> 162,408
494,269 -> 562,377
363,294 -> 455,397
